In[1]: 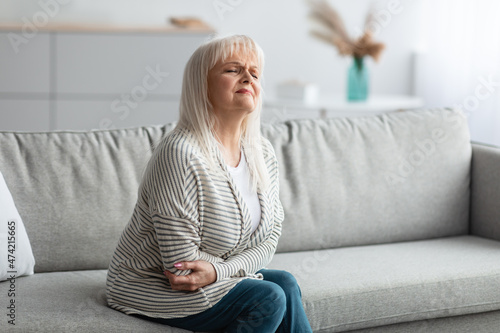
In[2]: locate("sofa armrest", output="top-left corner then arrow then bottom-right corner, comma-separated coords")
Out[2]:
470,142 -> 500,240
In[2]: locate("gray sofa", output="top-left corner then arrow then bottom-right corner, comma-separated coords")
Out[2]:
2,108 -> 500,332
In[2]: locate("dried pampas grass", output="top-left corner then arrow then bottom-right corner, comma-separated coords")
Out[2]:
307,0 -> 385,61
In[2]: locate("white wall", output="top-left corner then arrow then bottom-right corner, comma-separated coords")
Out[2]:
413,0 -> 500,146
0,0 -> 423,98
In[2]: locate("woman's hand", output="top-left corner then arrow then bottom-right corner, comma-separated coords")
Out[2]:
164,260 -> 217,291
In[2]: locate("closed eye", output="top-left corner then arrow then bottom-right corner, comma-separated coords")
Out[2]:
226,68 -> 259,79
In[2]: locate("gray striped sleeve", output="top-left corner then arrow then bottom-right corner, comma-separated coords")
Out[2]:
147,132 -> 223,274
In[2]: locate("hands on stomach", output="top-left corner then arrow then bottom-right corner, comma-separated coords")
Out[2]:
164,260 -> 217,291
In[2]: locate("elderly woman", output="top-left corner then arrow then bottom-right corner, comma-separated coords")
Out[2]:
106,34 -> 312,332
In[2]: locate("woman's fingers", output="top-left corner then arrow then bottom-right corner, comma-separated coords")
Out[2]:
167,274 -> 199,291
163,261 -> 216,291
174,261 -> 198,270
164,264 -> 198,291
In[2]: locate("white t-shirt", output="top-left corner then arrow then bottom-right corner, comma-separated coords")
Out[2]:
227,151 -> 261,234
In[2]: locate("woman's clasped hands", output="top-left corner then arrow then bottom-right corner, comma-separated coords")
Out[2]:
164,260 -> 217,291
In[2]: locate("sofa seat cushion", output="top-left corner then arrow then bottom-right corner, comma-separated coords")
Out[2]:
0,270 -> 190,333
267,235 -> 500,332
3,236 -> 500,333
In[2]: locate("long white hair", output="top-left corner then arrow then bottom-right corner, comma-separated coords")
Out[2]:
176,34 -> 270,192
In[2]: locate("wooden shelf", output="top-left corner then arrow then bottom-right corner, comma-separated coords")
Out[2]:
0,22 -> 215,34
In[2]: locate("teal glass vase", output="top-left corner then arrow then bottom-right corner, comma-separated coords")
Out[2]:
347,57 -> 369,101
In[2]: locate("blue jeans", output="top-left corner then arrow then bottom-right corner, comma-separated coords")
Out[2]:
137,269 -> 312,333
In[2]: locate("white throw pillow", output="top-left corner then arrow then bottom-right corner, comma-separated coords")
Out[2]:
0,170 -> 35,281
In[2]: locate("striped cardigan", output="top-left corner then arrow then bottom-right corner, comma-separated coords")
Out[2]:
106,127 -> 284,319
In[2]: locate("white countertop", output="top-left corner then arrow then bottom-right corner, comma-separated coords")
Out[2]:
264,94 -> 424,114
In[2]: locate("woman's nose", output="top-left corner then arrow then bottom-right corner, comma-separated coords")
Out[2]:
241,70 -> 254,83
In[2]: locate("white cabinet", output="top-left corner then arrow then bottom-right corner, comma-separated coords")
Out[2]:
0,32 -> 51,131
0,99 -> 51,131
0,26 -> 212,131
55,100 -> 179,130
55,34 -> 196,96
0,32 -> 51,94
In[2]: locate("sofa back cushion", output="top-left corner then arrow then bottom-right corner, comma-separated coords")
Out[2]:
0,108 -> 472,271
261,108 -> 472,253
0,125 -> 172,273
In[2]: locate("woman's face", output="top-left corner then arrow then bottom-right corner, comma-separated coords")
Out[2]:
207,50 -> 261,121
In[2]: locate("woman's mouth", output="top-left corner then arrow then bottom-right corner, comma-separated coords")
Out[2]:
236,89 -> 252,95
